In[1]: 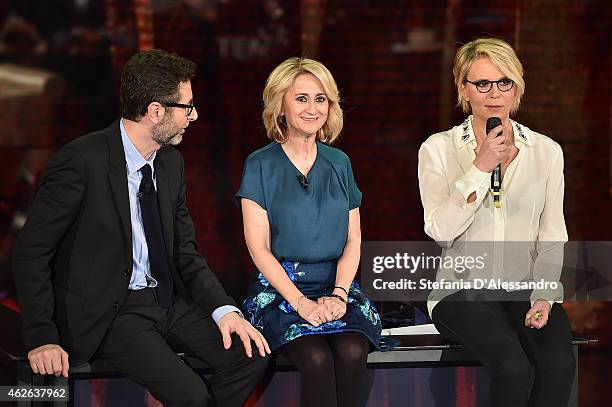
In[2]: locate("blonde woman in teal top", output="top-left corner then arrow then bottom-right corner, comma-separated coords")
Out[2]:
236,57 -> 394,407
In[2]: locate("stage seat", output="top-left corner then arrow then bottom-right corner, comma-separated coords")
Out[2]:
0,303 -> 596,406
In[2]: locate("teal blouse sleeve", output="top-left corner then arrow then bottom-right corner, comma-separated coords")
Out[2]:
347,158 -> 362,210
235,156 -> 266,210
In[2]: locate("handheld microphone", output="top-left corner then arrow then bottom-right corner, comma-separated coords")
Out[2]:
486,117 -> 502,208
297,174 -> 309,189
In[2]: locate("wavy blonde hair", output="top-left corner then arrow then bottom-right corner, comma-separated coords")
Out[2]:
262,57 -> 343,144
454,38 -> 525,114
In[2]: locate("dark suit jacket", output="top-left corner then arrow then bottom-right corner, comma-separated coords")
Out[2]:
12,120 -> 236,364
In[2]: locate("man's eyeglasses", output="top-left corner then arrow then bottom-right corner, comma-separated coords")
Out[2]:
464,78 -> 514,93
161,101 -> 195,116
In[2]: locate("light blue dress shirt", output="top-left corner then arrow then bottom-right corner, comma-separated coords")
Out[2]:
120,119 -> 239,325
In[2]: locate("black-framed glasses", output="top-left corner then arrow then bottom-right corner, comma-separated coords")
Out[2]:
464,78 -> 514,93
161,101 -> 195,116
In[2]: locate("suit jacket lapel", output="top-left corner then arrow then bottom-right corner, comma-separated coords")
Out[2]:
154,160 -> 174,262
106,121 -> 133,263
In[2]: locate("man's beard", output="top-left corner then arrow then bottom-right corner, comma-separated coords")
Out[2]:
151,115 -> 183,147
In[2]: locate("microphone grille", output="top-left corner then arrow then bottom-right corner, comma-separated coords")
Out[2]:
486,117 -> 502,134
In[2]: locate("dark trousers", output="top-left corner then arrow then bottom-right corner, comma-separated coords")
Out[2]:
432,291 -> 575,407
96,288 -> 269,407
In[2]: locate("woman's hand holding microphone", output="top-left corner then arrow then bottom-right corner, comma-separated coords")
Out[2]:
474,124 -> 507,173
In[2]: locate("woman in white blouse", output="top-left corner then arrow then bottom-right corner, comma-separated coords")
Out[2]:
418,38 -> 575,407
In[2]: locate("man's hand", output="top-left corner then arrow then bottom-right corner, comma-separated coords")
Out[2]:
218,312 -> 271,358
525,299 -> 552,329
27,344 -> 69,378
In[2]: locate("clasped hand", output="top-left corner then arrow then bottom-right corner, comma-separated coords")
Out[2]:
297,296 -> 347,327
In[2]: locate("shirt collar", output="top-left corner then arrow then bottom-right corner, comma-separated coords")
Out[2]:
510,120 -> 532,147
454,116 -> 476,149
120,118 -> 157,177
454,115 -> 532,149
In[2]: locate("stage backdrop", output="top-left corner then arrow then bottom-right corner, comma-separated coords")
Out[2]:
0,1 -> 610,404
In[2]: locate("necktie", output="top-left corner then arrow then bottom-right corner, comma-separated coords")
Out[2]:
138,164 -> 173,307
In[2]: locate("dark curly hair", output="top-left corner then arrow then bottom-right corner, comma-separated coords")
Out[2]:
120,49 -> 196,121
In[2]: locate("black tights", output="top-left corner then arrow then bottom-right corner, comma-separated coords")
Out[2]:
278,332 -> 370,407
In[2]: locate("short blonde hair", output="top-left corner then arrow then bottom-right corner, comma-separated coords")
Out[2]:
453,38 -> 525,114
262,57 -> 343,144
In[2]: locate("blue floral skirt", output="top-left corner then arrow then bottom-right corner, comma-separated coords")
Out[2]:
243,260 -> 397,351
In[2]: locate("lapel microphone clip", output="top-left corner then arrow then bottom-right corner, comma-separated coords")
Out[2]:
297,174 -> 309,189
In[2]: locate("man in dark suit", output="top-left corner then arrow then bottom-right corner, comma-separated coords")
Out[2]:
12,49 -> 270,406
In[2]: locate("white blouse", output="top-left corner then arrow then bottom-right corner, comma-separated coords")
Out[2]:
418,116 -> 568,314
